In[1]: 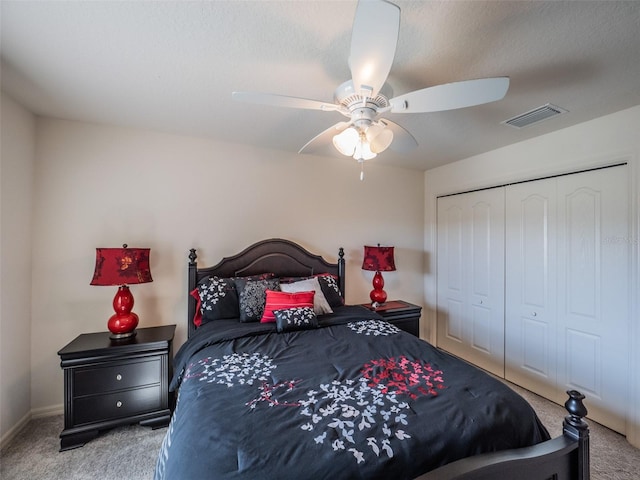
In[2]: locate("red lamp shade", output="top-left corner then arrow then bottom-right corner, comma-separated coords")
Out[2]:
362,245 -> 396,305
90,245 -> 152,339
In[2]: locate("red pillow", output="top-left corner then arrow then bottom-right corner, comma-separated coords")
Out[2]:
261,290 -> 315,323
190,288 -> 203,327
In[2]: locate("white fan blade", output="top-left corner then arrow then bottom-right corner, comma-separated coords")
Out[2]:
378,119 -> 418,153
389,77 -> 510,113
349,0 -> 400,98
232,91 -> 341,112
298,121 -> 351,154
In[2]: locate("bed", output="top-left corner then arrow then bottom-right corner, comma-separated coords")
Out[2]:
154,238 -> 590,480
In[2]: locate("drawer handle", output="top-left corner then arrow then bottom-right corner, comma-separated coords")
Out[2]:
116,374 -> 122,381
116,401 -> 123,408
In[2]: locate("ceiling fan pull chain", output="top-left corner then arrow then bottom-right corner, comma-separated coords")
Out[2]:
360,160 -> 365,181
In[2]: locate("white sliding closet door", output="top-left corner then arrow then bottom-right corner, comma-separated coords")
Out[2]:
504,165 -> 629,433
556,166 -> 629,433
436,188 -> 505,377
505,179 -> 560,403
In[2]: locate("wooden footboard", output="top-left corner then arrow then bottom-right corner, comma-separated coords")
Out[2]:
414,390 -> 590,480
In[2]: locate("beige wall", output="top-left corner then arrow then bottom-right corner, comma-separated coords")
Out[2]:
29,118 -> 425,412
423,105 -> 640,447
0,92 -> 35,445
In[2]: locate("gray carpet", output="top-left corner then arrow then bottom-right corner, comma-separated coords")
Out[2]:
511,385 -> 640,480
1,385 -> 639,479
0,415 -> 164,480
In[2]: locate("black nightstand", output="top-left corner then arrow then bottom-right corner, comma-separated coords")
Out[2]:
361,300 -> 422,337
58,324 -> 176,451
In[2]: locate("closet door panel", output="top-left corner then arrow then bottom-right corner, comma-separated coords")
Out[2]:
469,194 -> 505,376
471,200 -> 493,355
471,304 -> 491,353
437,200 -> 466,350
445,299 -> 464,342
505,180 -> 558,402
522,318 -> 550,375
437,189 -> 505,377
471,201 -> 492,298
557,166 -> 629,433
565,188 -> 599,316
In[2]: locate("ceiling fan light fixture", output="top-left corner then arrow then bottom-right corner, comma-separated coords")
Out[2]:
333,127 -> 359,156
334,127 -> 377,161
367,125 -> 394,153
353,133 -> 377,161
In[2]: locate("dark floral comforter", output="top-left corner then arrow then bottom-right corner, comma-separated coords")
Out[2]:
155,306 -> 549,480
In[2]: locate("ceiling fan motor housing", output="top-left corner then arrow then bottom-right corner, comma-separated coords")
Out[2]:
334,80 -> 390,131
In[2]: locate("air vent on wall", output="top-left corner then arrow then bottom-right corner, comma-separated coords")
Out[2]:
502,103 -> 568,129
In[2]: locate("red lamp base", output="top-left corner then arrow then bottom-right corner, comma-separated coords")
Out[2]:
108,285 -> 139,340
369,271 -> 388,305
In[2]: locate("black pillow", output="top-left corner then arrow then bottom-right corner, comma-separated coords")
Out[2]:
234,277 -> 280,322
317,274 -> 344,308
196,276 -> 239,323
274,306 -> 318,333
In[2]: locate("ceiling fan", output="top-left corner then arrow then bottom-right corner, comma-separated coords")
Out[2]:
232,0 -> 509,176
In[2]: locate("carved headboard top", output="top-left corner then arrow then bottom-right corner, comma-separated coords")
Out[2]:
187,238 -> 345,338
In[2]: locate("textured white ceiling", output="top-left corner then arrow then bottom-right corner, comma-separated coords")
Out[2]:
2,1 -> 640,170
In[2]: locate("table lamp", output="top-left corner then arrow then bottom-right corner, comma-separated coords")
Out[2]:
90,244 -> 153,339
362,244 -> 396,306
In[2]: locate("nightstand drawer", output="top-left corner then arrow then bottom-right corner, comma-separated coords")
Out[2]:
389,318 -> 419,337
74,385 -> 162,425
74,358 -> 161,396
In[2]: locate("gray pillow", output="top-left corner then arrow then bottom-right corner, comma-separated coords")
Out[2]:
234,277 -> 280,322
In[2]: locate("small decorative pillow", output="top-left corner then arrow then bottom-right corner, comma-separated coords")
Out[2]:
261,290 -> 315,323
190,288 -> 204,327
234,277 -> 280,322
280,277 -> 333,315
316,274 -> 344,308
195,276 -> 239,324
273,306 -> 318,333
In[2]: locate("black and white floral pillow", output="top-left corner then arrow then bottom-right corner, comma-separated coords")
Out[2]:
273,306 -> 318,333
196,276 -> 239,323
317,274 -> 344,308
234,278 -> 280,322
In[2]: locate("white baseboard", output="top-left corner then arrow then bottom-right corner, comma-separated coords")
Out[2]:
0,404 -> 63,450
0,410 -> 31,450
32,403 -> 63,419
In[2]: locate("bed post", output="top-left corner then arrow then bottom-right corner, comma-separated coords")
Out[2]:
563,390 -> 590,480
187,248 -> 198,338
338,247 -> 345,300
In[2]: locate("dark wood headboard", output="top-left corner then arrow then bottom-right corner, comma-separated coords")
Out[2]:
187,238 -> 345,338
